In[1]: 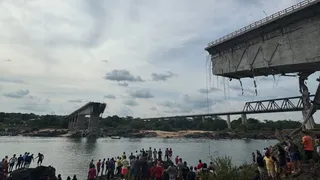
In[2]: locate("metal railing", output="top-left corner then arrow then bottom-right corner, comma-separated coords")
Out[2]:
207,0 -> 318,48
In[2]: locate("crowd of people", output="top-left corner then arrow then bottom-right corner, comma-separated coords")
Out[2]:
0,152 -> 44,180
251,131 -> 317,180
87,147 -> 214,180
3,132 -> 318,180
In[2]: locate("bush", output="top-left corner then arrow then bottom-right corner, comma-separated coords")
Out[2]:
202,156 -> 256,180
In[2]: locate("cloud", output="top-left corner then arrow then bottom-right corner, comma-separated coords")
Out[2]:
129,89 -> 154,99
104,70 -> 143,82
0,77 -> 24,84
119,106 -> 133,116
104,94 -> 116,99
0,0 -> 315,122
229,84 -> 256,95
118,82 -> 129,87
4,89 -> 29,98
160,94 -> 219,114
150,107 -> 157,111
198,87 -> 221,94
124,99 -> 139,106
151,71 -> 175,81
3,59 -> 11,62
19,97 -> 51,112
68,99 -> 82,103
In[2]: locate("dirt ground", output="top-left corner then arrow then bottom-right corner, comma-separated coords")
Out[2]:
141,130 -> 211,138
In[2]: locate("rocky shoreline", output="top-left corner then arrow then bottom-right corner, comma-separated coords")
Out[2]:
0,128 -> 278,139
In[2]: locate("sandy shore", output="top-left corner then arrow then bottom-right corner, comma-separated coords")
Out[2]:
142,130 -> 212,138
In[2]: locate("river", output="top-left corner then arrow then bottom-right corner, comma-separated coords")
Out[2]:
0,137 -> 277,179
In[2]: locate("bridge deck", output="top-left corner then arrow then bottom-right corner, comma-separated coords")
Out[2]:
206,0 -> 318,50
205,0 -> 320,79
65,102 -> 106,119
144,95 -> 315,120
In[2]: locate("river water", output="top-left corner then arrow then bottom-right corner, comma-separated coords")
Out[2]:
0,137 -> 277,179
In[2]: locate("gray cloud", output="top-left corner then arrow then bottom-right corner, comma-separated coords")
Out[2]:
151,71 -> 175,81
160,94 -> 219,114
3,59 -> 11,62
198,87 -> 221,93
104,94 -> 116,99
150,107 -> 157,111
4,89 -> 29,98
104,70 -> 143,82
229,85 -> 255,94
101,60 -> 108,63
129,89 -> 154,99
124,99 -> 139,106
19,96 -> 50,112
0,77 -> 24,84
182,94 -> 215,109
68,99 -> 82,103
118,82 -> 129,87
19,106 -> 47,112
119,106 -> 133,116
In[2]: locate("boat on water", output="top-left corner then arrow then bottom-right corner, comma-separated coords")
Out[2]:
111,136 -> 121,139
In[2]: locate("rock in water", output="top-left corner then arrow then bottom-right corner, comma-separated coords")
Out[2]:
8,166 -> 57,180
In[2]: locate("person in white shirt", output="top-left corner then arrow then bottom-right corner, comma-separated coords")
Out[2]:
9,154 -> 17,172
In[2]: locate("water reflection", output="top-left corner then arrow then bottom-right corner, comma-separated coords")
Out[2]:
84,138 -> 97,154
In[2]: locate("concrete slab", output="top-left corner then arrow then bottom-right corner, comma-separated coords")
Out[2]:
206,0 -> 320,79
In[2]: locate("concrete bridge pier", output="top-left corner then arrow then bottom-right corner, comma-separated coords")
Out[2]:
226,115 -> 231,129
241,114 -> 247,125
299,72 -> 315,129
88,114 -> 100,132
76,114 -> 86,130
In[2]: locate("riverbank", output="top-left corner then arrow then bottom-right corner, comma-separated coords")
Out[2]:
0,128 -> 280,139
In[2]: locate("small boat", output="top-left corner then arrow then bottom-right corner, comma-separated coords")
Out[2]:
111,136 -> 121,139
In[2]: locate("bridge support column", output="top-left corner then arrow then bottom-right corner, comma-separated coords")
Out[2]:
241,114 -> 247,125
88,114 -> 99,132
67,118 -> 72,130
299,72 -> 315,129
68,116 -> 76,131
76,114 -> 86,130
226,115 -> 231,129
201,116 -> 205,123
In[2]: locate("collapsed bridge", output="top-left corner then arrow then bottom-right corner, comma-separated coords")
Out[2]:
205,0 -> 320,129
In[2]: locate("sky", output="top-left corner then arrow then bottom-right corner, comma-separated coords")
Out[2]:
0,0 -> 319,122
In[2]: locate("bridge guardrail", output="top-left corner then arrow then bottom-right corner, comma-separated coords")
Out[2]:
207,0 -> 317,48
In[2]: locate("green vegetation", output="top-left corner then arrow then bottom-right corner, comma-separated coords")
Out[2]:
0,112 -> 302,132
200,156 -> 256,180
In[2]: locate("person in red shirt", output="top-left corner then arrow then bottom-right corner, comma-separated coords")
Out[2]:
197,160 -> 203,170
149,164 -> 156,179
154,162 -> 163,180
168,148 -> 173,160
4,156 -> 8,174
88,165 -> 97,180
302,131 -> 315,168
96,159 -> 101,176
175,156 -> 179,165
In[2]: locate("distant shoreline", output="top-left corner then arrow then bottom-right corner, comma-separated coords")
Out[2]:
141,130 -> 212,138
0,128 -> 278,139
